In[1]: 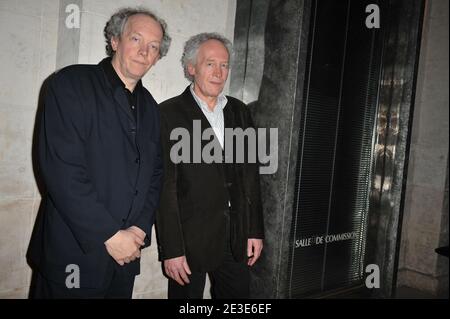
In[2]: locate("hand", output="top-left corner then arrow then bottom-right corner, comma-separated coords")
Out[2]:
247,238 -> 263,266
105,230 -> 145,266
127,226 -> 146,242
164,256 -> 192,286
126,226 -> 146,261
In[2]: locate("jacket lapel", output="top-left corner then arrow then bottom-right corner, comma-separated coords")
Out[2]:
181,87 -> 214,134
223,101 -> 235,140
98,58 -> 135,123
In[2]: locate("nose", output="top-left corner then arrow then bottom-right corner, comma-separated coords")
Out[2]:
213,65 -> 222,78
139,44 -> 148,57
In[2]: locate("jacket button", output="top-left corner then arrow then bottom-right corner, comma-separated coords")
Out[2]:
135,158 -> 140,164
135,190 -> 138,195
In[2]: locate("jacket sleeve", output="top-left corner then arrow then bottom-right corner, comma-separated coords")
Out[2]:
155,111 -> 186,259
133,107 -> 163,247
39,72 -> 121,254
243,106 -> 265,239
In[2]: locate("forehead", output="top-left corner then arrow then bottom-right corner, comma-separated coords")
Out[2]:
123,14 -> 163,38
198,39 -> 229,60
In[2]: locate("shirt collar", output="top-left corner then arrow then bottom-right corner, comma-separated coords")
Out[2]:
189,83 -> 227,113
101,57 -> 142,93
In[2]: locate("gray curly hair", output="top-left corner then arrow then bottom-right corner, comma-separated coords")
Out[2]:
181,33 -> 233,82
104,7 -> 171,58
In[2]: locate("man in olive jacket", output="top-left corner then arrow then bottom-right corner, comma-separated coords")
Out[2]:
157,33 -> 264,299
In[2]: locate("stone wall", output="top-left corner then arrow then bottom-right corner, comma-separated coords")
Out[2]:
0,0 -> 236,299
398,0 -> 449,297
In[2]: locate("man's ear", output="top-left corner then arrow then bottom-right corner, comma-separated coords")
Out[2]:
187,64 -> 196,77
111,36 -> 119,52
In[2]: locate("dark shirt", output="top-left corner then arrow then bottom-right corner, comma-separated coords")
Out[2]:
103,57 -> 140,121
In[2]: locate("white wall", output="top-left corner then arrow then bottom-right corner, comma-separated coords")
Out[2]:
78,0 -> 237,102
0,0 -> 59,299
0,0 -> 236,299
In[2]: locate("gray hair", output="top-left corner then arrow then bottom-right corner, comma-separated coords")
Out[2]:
104,7 -> 171,58
181,32 -> 233,82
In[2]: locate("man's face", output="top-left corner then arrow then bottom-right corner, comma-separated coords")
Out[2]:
188,39 -> 230,101
111,14 -> 163,83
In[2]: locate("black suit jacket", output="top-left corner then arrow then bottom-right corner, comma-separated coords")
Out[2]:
157,87 -> 264,272
27,58 -> 163,288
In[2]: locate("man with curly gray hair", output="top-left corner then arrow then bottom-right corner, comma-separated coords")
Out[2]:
104,7 -> 171,59
28,7 -> 169,298
157,33 -> 264,299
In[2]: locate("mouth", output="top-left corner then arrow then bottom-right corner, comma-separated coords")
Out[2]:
132,60 -> 149,67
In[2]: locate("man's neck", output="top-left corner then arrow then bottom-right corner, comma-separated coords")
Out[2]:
192,85 -> 218,111
204,98 -> 217,111
111,58 -> 137,92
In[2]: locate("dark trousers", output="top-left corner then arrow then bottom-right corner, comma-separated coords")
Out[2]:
168,212 -> 250,299
168,250 -> 250,299
29,265 -> 135,299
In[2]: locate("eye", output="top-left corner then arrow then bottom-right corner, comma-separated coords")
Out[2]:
131,36 -> 140,42
150,43 -> 159,52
